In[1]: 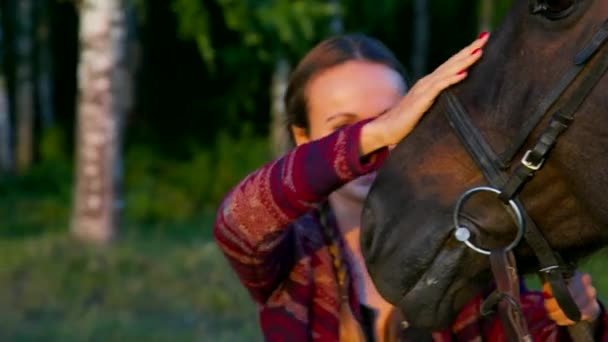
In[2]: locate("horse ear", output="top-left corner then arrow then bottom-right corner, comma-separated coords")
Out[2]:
291,125 -> 310,146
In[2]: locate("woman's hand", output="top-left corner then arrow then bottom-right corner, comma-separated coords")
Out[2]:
360,32 -> 490,156
543,272 -> 601,325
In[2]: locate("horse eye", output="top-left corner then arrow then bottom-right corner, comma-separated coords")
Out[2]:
531,0 -> 577,19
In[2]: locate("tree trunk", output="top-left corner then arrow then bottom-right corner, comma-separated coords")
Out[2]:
15,0 -> 34,173
410,0 -> 430,81
72,0 -> 134,243
269,57 -> 290,156
479,0 -> 495,33
329,0 -> 343,35
35,0 -> 54,129
268,0 -> 343,157
0,4 -> 13,174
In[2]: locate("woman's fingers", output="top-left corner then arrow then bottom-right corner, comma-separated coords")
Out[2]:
452,32 -> 490,60
416,51 -> 479,94
436,46 -> 484,78
420,33 -> 489,95
543,272 -> 601,325
434,32 -> 490,75
430,72 -> 469,93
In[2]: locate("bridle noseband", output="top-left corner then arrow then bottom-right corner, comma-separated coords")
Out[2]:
445,18 -> 608,341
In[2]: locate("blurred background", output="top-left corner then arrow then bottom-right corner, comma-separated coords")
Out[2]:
0,0 -> 604,340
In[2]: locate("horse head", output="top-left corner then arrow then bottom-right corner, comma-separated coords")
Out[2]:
361,0 -> 608,330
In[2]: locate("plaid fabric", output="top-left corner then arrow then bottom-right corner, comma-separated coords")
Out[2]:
213,119 -> 608,341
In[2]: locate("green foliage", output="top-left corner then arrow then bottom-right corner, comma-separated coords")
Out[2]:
125,129 -> 270,224
241,0 -> 339,58
172,0 -> 215,69
0,160 -> 72,236
173,0 -> 339,67
170,0 -> 337,141
39,126 -> 68,163
493,0 -> 515,27
341,0 -> 403,33
1,129 -> 270,235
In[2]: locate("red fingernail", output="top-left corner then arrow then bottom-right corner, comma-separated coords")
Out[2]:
471,48 -> 482,55
458,70 -> 467,75
478,32 -> 489,39
542,291 -> 552,299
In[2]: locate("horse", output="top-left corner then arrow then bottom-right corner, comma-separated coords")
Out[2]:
360,0 -> 608,332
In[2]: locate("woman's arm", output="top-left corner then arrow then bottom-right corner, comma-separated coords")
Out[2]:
213,120 -> 387,303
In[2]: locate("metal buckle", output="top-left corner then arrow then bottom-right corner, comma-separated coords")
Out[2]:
521,150 -> 544,171
539,265 -> 560,273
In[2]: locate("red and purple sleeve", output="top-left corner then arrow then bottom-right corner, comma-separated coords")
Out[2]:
213,119 -> 388,303
445,290 -> 608,341
520,291 -> 608,341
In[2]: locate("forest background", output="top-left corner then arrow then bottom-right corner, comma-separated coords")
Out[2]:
0,0 -> 605,340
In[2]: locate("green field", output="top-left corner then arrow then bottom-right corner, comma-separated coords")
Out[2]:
0,228 -> 603,341
0,233 -> 262,341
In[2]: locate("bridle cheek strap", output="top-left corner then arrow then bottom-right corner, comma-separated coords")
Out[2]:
488,248 -> 532,342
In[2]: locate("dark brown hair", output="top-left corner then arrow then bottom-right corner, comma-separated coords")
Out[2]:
284,33 -> 407,141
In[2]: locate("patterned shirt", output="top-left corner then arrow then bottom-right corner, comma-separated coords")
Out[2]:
213,120 -> 608,341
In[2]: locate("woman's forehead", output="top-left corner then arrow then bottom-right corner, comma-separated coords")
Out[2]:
306,61 -> 405,122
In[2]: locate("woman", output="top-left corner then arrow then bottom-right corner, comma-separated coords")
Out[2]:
213,33 -> 606,341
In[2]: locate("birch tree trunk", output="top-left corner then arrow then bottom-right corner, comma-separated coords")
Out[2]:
35,0 -> 55,129
269,0 -> 343,157
479,0 -> 495,33
269,57 -> 290,156
410,0 -> 430,81
0,4 -> 13,174
72,0 -> 133,243
329,0 -> 343,35
15,0 -> 35,173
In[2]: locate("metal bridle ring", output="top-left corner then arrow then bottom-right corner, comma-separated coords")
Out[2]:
453,186 -> 525,256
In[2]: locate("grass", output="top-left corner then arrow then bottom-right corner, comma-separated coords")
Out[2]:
0,230 -> 603,342
0,232 -> 262,341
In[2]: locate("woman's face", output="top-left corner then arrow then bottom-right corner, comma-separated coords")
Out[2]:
292,60 -> 405,203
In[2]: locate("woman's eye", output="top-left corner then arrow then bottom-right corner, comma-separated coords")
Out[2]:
531,0 -> 577,19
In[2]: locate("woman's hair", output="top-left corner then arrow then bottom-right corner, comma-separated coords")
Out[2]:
284,33 -> 407,142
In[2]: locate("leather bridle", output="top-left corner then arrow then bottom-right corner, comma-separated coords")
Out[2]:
445,18 -> 608,342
